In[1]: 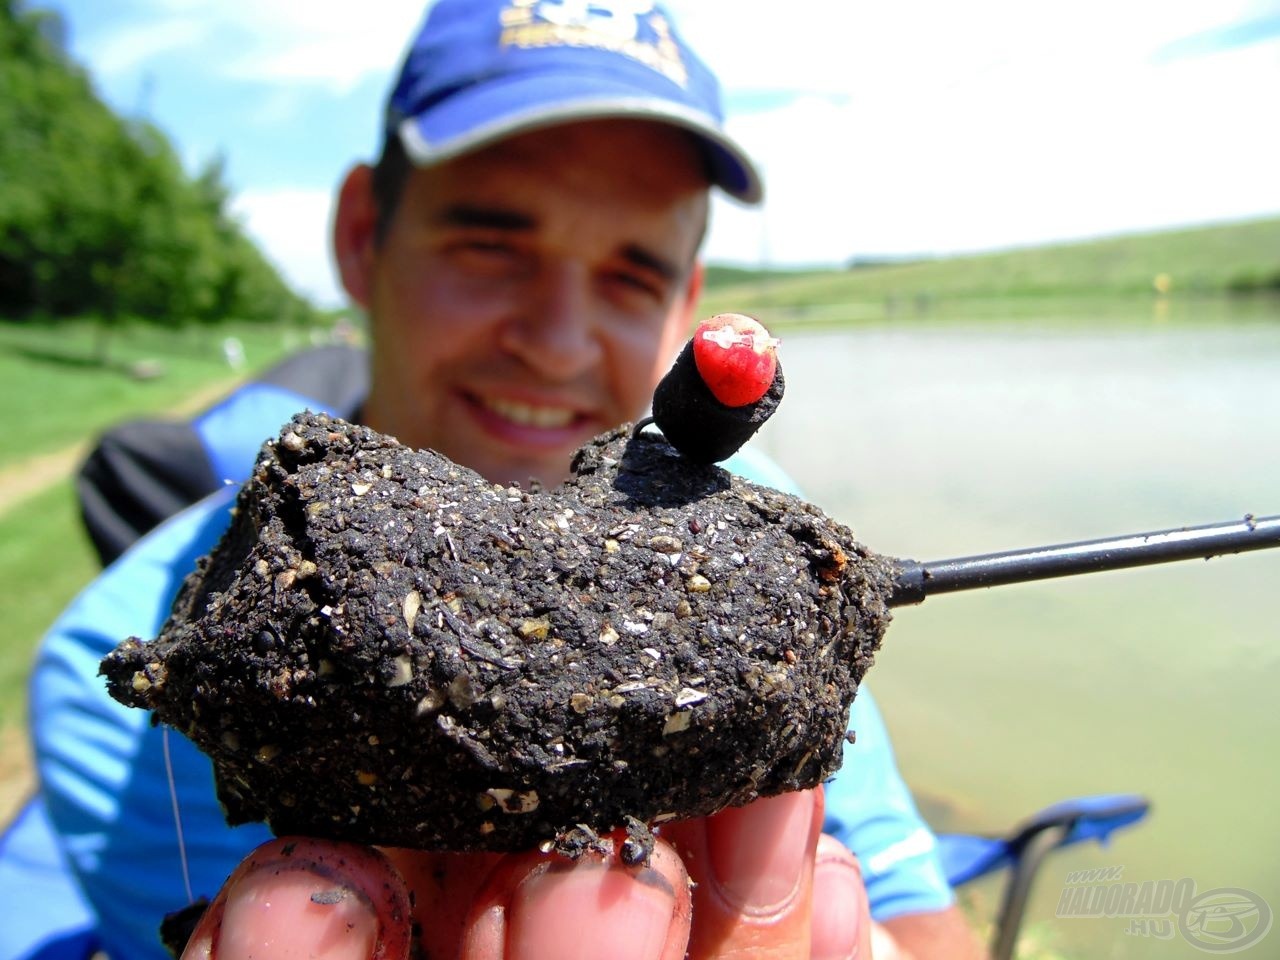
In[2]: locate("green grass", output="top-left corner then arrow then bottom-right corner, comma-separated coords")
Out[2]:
0,315 -> 339,734
0,318 -> 319,468
0,479 -> 98,732
701,215 -> 1280,324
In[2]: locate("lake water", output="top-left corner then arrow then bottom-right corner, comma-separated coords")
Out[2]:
747,298 -> 1280,958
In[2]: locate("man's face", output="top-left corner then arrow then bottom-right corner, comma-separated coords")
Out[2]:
345,120 -> 709,488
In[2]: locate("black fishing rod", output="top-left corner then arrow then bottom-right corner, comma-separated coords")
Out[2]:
889,513 -> 1280,607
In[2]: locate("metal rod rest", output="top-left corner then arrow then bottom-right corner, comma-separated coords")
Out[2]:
889,514 -> 1280,607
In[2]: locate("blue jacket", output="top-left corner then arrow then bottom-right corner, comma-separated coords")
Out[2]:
28,402 -> 950,959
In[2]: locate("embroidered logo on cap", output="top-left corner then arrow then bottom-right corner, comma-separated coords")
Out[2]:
499,0 -> 689,87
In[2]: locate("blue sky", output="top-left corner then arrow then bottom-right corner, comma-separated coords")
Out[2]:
41,0 -> 1280,307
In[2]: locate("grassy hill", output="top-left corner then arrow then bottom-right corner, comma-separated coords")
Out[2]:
701,215 -> 1280,324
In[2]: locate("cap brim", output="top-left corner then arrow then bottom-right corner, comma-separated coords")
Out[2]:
396,71 -> 762,205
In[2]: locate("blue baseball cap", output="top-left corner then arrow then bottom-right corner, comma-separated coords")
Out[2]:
385,0 -> 763,204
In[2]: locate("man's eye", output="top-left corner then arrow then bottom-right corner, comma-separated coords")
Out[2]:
449,241 -> 525,273
608,271 -> 664,301
459,240 -> 516,259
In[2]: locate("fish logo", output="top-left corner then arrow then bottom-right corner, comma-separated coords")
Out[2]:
500,0 -> 688,86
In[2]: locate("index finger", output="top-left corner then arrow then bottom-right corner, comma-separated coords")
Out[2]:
661,787 -> 825,960
458,840 -> 692,960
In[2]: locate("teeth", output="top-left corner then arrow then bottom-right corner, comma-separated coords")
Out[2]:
483,397 -> 575,429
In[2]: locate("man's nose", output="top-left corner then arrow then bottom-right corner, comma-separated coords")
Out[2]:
498,264 -> 603,380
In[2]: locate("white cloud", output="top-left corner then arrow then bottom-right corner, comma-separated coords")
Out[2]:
219,3 -> 425,93
81,0 -> 424,92
140,1 -> 424,92
701,2 -> 1280,265
91,17 -> 210,75
231,187 -> 343,307
68,0 -> 1280,283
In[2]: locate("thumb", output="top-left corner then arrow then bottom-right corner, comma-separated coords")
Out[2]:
182,837 -> 413,960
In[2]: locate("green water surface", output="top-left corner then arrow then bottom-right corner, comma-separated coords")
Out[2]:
751,299 -> 1280,958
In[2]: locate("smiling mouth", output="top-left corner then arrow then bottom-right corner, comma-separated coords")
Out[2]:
479,395 -> 580,430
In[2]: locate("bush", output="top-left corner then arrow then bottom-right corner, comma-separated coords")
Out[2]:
0,0 -> 318,329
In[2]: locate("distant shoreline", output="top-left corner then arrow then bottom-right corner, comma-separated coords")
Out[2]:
702,214 -> 1280,307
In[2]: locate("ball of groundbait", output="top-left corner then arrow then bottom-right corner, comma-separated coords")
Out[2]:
102,413 -> 893,855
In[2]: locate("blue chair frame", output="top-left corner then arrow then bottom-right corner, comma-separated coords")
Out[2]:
938,793 -> 1151,959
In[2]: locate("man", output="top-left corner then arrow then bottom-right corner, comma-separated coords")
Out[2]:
25,2 -> 982,958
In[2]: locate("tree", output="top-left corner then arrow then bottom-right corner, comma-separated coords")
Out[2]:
0,0 -> 318,343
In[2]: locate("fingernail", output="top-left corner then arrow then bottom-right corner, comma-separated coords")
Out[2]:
188,838 -> 413,960
217,865 -> 380,960
811,850 -> 864,960
706,791 -> 814,916
507,860 -> 676,960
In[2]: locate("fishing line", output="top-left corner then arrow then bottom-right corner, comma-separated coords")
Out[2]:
162,724 -> 195,906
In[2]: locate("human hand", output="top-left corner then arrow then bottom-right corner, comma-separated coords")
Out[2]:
180,787 -> 873,960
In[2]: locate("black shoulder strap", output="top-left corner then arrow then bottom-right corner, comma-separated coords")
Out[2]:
76,420 -> 219,568
76,344 -> 369,566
